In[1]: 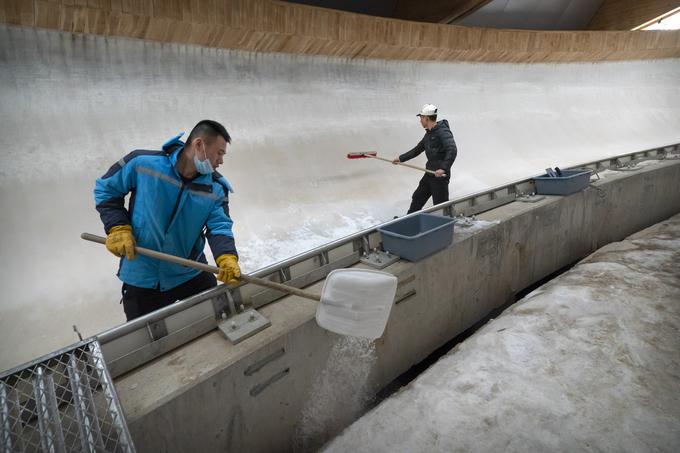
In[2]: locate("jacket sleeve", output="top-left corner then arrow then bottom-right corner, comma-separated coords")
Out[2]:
94,154 -> 138,233
206,188 -> 238,259
438,128 -> 457,172
399,137 -> 425,162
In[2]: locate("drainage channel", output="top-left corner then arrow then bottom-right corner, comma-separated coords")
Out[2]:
370,260 -> 579,408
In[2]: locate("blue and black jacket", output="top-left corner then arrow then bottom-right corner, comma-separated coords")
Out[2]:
94,134 -> 237,290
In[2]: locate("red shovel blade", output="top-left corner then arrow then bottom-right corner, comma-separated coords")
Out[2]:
346,151 -> 377,159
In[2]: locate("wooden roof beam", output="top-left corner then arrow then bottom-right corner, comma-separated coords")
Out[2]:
392,0 -> 494,24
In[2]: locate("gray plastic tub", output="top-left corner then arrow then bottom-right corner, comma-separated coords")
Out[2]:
378,213 -> 455,262
534,169 -> 592,195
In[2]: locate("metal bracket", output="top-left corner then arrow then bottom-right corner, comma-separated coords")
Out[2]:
278,266 -> 291,282
211,292 -> 232,320
218,308 -> 271,344
318,251 -> 330,266
361,235 -> 371,256
146,320 -> 168,341
360,249 -> 400,269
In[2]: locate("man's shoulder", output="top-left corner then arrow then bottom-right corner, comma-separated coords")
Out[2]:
121,149 -> 167,165
210,171 -> 234,195
123,149 -> 168,161
435,119 -> 450,130
434,120 -> 454,138
100,150 -> 167,179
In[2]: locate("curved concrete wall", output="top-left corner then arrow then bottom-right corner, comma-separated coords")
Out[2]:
1,24 -> 679,371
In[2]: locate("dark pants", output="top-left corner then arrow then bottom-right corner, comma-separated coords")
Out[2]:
407,175 -> 450,214
121,271 -> 217,321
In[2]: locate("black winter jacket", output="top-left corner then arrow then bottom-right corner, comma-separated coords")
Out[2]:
399,119 -> 457,175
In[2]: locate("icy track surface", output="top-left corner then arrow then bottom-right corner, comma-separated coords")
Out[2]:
1,24 -> 679,369
324,213 -> 680,453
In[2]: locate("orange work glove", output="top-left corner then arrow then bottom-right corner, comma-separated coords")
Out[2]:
105,225 -> 136,260
216,254 -> 241,285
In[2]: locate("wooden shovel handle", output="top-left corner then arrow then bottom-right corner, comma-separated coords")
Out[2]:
80,233 -> 321,301
368,155 -> 444,177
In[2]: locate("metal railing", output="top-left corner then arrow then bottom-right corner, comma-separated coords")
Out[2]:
0,339 -> 135,452
93,143 -> 680,378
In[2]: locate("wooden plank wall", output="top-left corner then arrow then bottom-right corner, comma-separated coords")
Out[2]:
1,0 -> 679,62
588,0 -> 680,30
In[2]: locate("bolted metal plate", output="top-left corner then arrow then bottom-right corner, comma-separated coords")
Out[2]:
360,250 -> 400,269
219,309 -> 271,344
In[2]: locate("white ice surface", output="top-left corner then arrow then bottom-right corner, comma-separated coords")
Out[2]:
324,214 -> 680,453
0,24 -> 679,369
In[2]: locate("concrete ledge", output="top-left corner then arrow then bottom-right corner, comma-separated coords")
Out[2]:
115,159 -> 680,452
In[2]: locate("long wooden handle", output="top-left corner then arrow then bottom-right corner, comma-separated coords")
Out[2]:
81,233 -> 321,301
368,155 -> 444,176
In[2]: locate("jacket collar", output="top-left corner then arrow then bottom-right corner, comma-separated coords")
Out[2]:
163,133 -> 212,184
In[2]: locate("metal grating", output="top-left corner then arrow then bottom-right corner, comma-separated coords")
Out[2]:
0,340 -> 135,453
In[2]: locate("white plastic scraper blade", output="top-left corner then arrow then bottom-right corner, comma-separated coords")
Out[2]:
316,268 -> 398,339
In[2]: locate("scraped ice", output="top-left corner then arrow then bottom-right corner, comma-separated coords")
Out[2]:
296,336 -> 377,451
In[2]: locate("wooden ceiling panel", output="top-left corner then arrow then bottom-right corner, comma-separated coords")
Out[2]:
2,0 -> 679,63
588,0 -> 680,30
393,0 -> 493,24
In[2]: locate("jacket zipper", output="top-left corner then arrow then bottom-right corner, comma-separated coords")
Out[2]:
166,183 -> 185,234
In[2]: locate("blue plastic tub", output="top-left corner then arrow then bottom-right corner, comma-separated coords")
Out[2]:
378,213 -> 455,262
534,169 -> 592,195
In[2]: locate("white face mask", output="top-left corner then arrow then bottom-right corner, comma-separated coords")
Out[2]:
193,144 -> 214,175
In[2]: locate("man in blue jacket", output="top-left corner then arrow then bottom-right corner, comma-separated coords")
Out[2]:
393,104 -> 458,213
94,120 -> 241,321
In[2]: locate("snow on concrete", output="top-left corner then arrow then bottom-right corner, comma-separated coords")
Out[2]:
324,213 -> 680,452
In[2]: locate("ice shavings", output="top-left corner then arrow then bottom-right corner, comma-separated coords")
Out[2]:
296,336 -> 378,451
454,218 -> 500,234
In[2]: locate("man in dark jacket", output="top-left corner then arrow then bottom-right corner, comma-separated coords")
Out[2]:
393,104 -> 458,213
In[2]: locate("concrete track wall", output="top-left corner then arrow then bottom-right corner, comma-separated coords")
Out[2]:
115,159 -> 680,452
2,25 -> 678,371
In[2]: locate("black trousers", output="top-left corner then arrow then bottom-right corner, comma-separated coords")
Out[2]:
121,271 -> 217,321
407,175 -> 450,214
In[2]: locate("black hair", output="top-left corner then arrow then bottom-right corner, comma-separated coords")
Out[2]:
186,119 -> 231,146
427,115 -> 437,122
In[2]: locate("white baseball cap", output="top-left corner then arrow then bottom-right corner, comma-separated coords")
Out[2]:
417,104 -> 438,117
